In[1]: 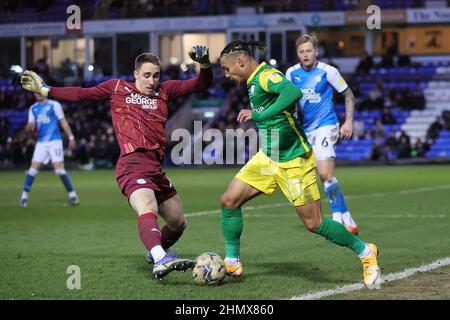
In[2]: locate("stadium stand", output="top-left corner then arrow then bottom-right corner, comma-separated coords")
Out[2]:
1,58 -> 449,167
0,0 -> 430,23
1,0 -> 449,167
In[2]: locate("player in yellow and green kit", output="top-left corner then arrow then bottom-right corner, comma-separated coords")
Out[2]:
218,40 -> 381,289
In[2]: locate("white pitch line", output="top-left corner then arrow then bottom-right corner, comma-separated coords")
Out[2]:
241,213 -> 447,219
288,257 -> 450,300
184,184 -> 450,218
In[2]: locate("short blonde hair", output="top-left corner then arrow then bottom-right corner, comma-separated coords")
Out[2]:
295,34 -> 318,49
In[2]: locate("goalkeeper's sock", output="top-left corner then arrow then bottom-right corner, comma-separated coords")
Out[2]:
221,207 -> 243,258
161,224 -> 184,249
137,212 -> 165,262
313,216 -> 367,255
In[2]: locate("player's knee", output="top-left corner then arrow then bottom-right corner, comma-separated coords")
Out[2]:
168,217 -> 187,232
303,216 -> 322,232
220,193 -> 239,209
54,168 -> 67,176
305,221 -> 320,233
318,171 -> 332,182
28,167 -> 39,177
176,219 -> 188,232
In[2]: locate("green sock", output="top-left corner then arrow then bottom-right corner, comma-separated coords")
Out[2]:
221,207 -> 243,258
313,216 -> 366,255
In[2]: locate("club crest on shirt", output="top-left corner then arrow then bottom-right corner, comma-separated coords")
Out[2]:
136,178 -> 147,184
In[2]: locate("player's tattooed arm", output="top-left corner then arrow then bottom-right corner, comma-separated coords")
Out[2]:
340,87 -> 355,139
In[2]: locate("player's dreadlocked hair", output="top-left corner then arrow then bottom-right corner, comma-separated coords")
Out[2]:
220,40 -> 266,58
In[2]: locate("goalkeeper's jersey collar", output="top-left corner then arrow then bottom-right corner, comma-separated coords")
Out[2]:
247,62 -> 267,85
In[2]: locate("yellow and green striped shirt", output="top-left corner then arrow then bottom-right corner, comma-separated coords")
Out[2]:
247,62 -> 311,162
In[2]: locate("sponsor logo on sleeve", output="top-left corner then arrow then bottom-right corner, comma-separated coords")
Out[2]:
269,72 -> 282,83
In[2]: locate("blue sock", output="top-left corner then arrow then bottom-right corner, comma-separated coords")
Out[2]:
325,179 -> 349,214
59,174 -> 74,193
23,174 -> 35,193
325,182 -> 341,214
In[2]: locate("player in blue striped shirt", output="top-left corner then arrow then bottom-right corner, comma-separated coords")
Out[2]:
286,34 -> 359,234
20,93 -> 79,207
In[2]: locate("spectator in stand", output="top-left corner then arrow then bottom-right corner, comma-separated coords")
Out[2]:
399,130 -> 411,146
0,116 -> 10,144
355,51 -> 373,75
398,54 -> 412,67
384,131 -> 399,159
396,85 -> 425,111
410,138 -> 427,158
373,119 -> 386,140
397,135 -> 411,159
410,84 -> 425,110
381,107 -> 397,125
443,111 -> 450,130
32,58 -> 51,83
396,85 -> 411,109
359,79 -> 384,110
370,140 -> 387,161
384,87 -> 396,108
379,49 -> 394,68
353,116 -> 365,140
426,116 -> 444,141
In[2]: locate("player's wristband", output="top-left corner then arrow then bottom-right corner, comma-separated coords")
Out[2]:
69,135 -> 75,141
199,62 -> 211,69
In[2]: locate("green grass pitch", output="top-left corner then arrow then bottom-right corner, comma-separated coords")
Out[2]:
1,165 -> 449,299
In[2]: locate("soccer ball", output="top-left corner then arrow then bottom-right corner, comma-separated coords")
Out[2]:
192,252 -> 226,285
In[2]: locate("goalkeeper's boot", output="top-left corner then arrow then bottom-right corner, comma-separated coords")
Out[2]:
20,198 -> 28,208
224,257 -> 243,277
146,251 -> 154,264
146,249 -> 176,265
360,243 -> 381,289
152,253 -> 195,279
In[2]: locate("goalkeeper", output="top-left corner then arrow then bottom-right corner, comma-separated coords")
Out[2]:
21,46 -> 213,279
218,40 -> 381,289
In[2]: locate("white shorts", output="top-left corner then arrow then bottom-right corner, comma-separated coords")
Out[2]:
306,124 -> 339,161
32,140 -> 64,164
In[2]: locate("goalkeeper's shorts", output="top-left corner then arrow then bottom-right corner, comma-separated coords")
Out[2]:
116,149 -> 177,204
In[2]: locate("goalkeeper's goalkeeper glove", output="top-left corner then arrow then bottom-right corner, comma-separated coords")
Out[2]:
20,70 -> 51,97
188,45 -> 210,69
